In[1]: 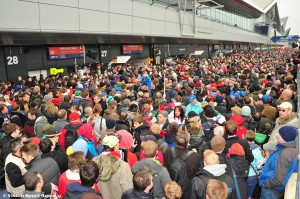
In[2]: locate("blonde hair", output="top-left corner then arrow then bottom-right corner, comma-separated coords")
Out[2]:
150,123 -> 161,134
164,181 -> 182,199
206,179 -> 229,199
45,101 -> 58,116
204,150 -> 219,165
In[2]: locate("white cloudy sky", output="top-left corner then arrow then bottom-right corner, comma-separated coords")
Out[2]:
277,0 -> 300,35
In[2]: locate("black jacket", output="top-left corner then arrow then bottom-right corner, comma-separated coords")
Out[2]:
122,188 -> 153,199
133,123 -> 151,153
10,111 -> 27,128
189,136 -> 208,169
64,182 -> 102,199
191,165 -> 236,199
225,136 -> 254,163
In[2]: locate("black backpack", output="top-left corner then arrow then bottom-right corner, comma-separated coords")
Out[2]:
64,124 -> 81,149
170,147 -> 193,192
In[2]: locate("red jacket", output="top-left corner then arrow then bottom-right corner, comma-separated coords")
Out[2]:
59,121 -> 83,151
229,115 -> 247,139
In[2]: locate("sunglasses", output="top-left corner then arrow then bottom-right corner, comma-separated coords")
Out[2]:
278,109 -> 287,112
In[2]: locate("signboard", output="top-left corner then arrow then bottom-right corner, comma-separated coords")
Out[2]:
49,46 -> 85,60
194,50 -> 204,55
271,35 -> 299,43
116,56 -> 131,63
123,45 -> 143,54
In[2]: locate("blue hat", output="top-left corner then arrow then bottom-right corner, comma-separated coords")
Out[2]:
15,85 -> 21,90
100,92 -> 107,97
189,95 -> 196,103
72,139 -> 88,157
234,92 -> 240,99
114,87 -> 121,92
106,118 -> 116,129
215,95 -> 224,103
240,91 -> 247,98
262,94 -> 270,102
279,126 -> 298,142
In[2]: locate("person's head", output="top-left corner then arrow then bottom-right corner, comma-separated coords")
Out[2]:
158,111 -> 168,124
93,94 -> 101,104
277,102 -> 293,119
106,118 -> 116,130
277,126 -> 298,143
23,93 -> 30,102
176,132 -> 190,148
12,104 -> 21,112
24,171 -> 44,192
210,136 -> 226,153
206,179 -> 229,199
40,138 -> 53,153
69,112 -> 81,122
133,169 -> 153,193
164,181 -> 182,199
81,88 -> 89,99
244,130 -> 255,142
231,106 -> 242,116
203,150 -> 219,166
9,137 -> 23,155
188,111 -> 199,123
189,95 -> 197,105
133,114 -> 144,128
80,161 -> 99,187
174,106 -> 184,118
57,109 -> 67,119
20,143 -> 40,163
225,121 -> 237,136
68,151 -> 86,172
213,126 -> 224,137
102,135 -> 120,152
0,104 -> 8,114
142,140 -> 158,158
27,108 -> 38,121
150,123 -> 161,135
280,89 -> 293,100
3,123 -> 21,138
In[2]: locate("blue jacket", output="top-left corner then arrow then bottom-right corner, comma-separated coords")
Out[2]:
185,102 -> 203,116
141,75 -> 152,91
259,141 -> 298,197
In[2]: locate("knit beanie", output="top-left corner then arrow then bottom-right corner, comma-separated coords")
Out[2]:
241,106 -> 251,117
227,143 -> 245,157
279,126 -> 298,142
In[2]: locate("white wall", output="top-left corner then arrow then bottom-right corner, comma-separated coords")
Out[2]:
0,0 -> 269,43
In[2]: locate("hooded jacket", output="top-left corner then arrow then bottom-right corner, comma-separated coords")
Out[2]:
132,158 -> 171,198
133,122 -> 151,153
229,115 -> 247,139
263,112 -> 299,155
191,164 -> 236,199
248,143 -> 263,177
122,188 -> 152,199
34,115 -> 49,138
260,141 -> 298,198
93,154 -> 133,199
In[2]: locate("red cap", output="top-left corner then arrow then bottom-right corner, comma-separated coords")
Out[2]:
69,112 -> 80,121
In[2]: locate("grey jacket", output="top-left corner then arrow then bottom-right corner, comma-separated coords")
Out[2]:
25,157 -> 60,195
53,119 -> 69,133
132,158 -> 171,198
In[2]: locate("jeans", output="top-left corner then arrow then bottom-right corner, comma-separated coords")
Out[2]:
261,187 -> 278,199
246,176 -> 258,198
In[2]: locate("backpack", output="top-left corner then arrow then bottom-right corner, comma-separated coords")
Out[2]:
205,121 -> 218,141
64,124 -> 81,149
170,147 -> 193,192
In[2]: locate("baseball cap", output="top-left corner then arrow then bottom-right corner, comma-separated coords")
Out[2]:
189,95 -> 196,102
102,135 -> 119,148
277,102 -> 293,110
69,112 -> 80,121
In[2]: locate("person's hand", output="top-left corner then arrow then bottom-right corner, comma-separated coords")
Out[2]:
132,138 -> 137,148
21,137 -> 28,143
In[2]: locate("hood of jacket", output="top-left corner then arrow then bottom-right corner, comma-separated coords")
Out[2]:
249,142 -> 259,150
93,154 -> 121,181
115,130 -> 133,150
229,115 -> 245,125
203,164 -> 227,176
277,112 -> 298,125
77,123 -> 94,140
66,182 -> 93,193
279,140 -> 297,149
133,159 -> 163,175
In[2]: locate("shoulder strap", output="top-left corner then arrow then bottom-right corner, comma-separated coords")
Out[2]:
230,161 -> 241,199
182,150 -> 193,161
170,147 -> 177,159
100,117 -> 103,132
249,164 -> 259,176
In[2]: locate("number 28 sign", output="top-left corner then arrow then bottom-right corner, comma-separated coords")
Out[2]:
7,56 -> 19,65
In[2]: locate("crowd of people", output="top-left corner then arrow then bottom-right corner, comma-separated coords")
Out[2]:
0,46 -> 299,199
